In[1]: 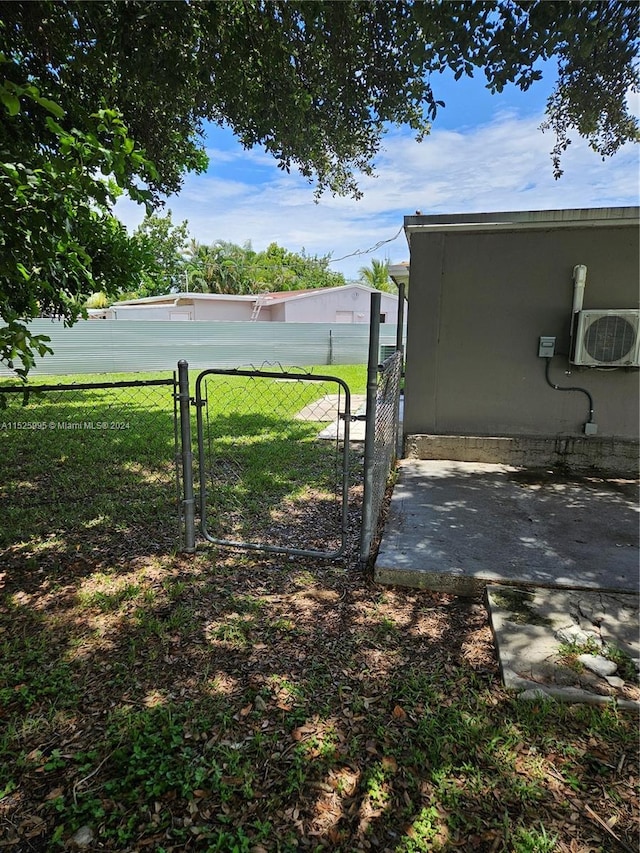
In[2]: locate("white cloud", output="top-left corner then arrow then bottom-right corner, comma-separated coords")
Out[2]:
115,110 -> 639,279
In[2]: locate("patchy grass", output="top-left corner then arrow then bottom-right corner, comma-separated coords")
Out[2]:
2,551 -> 638,852
0,365 -> 638,852
0,365 -> 366,554
558,638 -> 638,686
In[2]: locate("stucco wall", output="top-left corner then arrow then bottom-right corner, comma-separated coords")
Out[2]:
113,304 -> 180,320
191,300 -> 257,321
404,220 -> 639,442
279,288 -> 398,324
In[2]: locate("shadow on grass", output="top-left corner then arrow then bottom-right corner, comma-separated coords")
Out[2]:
0,548 -> 637,852
1,382 -> 637,851
200,412 -> 356,553
0,383 -> 179,559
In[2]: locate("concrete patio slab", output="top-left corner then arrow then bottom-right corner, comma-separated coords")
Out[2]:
374,459 -> 640,704
374,459 -> 639,596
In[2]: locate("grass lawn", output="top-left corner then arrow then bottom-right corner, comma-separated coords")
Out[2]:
0,366 -> 638,852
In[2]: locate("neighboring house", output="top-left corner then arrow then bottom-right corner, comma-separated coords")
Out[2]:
105,284 -> 400,325
401,207 -> 639,474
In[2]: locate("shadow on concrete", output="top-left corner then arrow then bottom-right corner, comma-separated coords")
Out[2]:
374,460 -> 639,594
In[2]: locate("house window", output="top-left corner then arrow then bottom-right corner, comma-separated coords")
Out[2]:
380,313 -> 387,324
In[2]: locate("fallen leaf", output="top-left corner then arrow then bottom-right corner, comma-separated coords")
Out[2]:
45,787 -> 64,800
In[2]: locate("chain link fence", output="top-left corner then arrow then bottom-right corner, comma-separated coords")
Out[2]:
0,377 -> 179,553
359,296 -> 405,564
192,367 -> 356,558
1,295 -> 405,567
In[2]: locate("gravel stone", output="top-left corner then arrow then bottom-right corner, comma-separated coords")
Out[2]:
70,826 -> 94,848
577,654 -> 618,677
555,625 -> 603,647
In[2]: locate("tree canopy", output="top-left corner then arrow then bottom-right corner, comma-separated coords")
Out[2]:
131,213 -> 191,299
1,0 -> 638,374
359,260 -> 397,294
117,223 -> 347,299
3,1 -> 636,197
183,239 -> 346,295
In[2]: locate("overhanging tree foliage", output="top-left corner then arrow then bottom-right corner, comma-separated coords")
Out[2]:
1,0 -> 638,374
0,70 -> 156,376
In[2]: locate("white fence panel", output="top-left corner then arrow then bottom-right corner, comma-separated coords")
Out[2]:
0,320 -> 401,376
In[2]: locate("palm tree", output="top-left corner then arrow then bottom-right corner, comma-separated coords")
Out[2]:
358,259 -> 397,293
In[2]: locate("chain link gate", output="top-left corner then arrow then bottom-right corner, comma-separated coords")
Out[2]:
187,366 -> 352,558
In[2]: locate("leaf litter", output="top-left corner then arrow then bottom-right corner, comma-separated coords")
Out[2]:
0,504 -> 638,852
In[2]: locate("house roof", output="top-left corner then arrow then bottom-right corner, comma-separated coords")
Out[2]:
115,293 -> 256,306
403,206 -> 639,239
114,283 -> 396,308
254,283 -> 396,306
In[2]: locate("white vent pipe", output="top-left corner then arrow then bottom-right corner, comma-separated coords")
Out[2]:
569,264 -> 587,358
572,264 -> 587,315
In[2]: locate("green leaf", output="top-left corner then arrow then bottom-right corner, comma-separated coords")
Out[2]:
1,91 -> 20,116
44,116 -> 67,138
32,95 -> 65,118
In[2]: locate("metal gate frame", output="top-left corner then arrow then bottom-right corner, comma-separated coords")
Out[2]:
178,362 -> 352,559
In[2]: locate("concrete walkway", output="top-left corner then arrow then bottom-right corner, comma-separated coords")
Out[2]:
374,459 -> 639,706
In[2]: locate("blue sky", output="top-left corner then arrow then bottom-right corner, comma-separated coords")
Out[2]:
115,68 -> 639,280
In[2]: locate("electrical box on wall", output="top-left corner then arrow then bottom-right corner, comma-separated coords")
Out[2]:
538,336 -> 556,358
572,309 -> 640,367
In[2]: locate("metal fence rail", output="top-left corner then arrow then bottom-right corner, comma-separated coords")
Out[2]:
0,377 -> 179,551
191,366 -> 353,558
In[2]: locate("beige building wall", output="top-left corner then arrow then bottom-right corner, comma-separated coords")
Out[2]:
404,211 -> 639,442
274,287 -> 399,324
191,299 -> 257,321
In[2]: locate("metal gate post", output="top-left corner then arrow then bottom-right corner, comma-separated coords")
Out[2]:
395,281 -> 406,458
360,292 -> 381,565
177,360 -> 196,552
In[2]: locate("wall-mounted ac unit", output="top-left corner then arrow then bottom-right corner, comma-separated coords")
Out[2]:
572,309 -> 640,367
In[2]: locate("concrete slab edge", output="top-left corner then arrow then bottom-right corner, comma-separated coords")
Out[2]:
501,666 -> 640,712
373,567 -> 487,596
373,566 -> 638,597
486,585 -> 640,712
